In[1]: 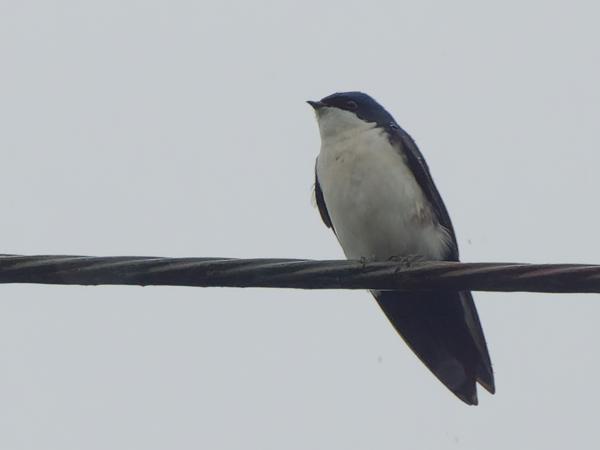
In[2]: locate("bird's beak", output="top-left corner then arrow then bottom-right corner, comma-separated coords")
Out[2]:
307,100 -> 325,110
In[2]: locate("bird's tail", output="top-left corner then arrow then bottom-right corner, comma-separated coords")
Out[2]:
373,290 -> 494,405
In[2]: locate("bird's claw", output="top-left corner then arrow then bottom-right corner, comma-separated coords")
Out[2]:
387,254 -> 424,267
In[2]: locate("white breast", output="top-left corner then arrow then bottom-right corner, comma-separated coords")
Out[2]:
315,113 -> 451,262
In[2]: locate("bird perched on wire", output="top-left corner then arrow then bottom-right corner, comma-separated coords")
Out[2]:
308,92 -> 494,404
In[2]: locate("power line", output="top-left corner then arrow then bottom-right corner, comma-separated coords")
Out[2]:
0,254 -> 599,293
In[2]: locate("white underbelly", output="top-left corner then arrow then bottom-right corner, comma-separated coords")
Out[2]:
316,129 -> 450,261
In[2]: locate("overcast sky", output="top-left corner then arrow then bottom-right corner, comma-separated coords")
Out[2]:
1,1 -> 600,449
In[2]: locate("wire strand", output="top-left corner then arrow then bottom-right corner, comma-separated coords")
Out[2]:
1,254 -> 599,293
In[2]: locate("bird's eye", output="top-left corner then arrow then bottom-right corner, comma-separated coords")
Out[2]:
346,100 -> 358,110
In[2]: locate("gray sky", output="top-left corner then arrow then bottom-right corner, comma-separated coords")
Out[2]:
1,1 -> 599,449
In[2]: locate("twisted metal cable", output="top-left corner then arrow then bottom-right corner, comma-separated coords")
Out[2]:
1,254 -> 600,293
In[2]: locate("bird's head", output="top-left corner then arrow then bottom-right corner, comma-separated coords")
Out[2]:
307,91 -> 396,140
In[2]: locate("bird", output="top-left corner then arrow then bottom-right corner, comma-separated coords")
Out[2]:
308,91 -> 494,405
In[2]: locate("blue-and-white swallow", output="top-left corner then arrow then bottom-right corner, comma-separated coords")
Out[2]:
308,92 -> 494,404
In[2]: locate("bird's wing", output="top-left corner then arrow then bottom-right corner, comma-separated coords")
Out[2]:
388,125 -> 459,259
383,124 -> 495,400
314,158 -> 335,232
374,289 -> 494,404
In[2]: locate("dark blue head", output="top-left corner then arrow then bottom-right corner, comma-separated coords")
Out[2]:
307,91 -> 397,129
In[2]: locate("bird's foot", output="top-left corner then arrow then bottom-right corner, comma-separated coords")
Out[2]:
387,254 -> 425,268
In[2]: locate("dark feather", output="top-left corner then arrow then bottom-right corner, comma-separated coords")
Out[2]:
386,125 -> 459,259
314,160 -> 334,232
374,290 -> 483,404
383,123 -> 495,397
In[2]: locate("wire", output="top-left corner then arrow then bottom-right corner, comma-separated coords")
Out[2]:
1,254 -> 599,293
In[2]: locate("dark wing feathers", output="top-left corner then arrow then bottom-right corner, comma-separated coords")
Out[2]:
460,291 -> 496,394
314,160 -> 334,232
387,125 -> 495,396
374,290 -> 482,404
389,126 -> 459,260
